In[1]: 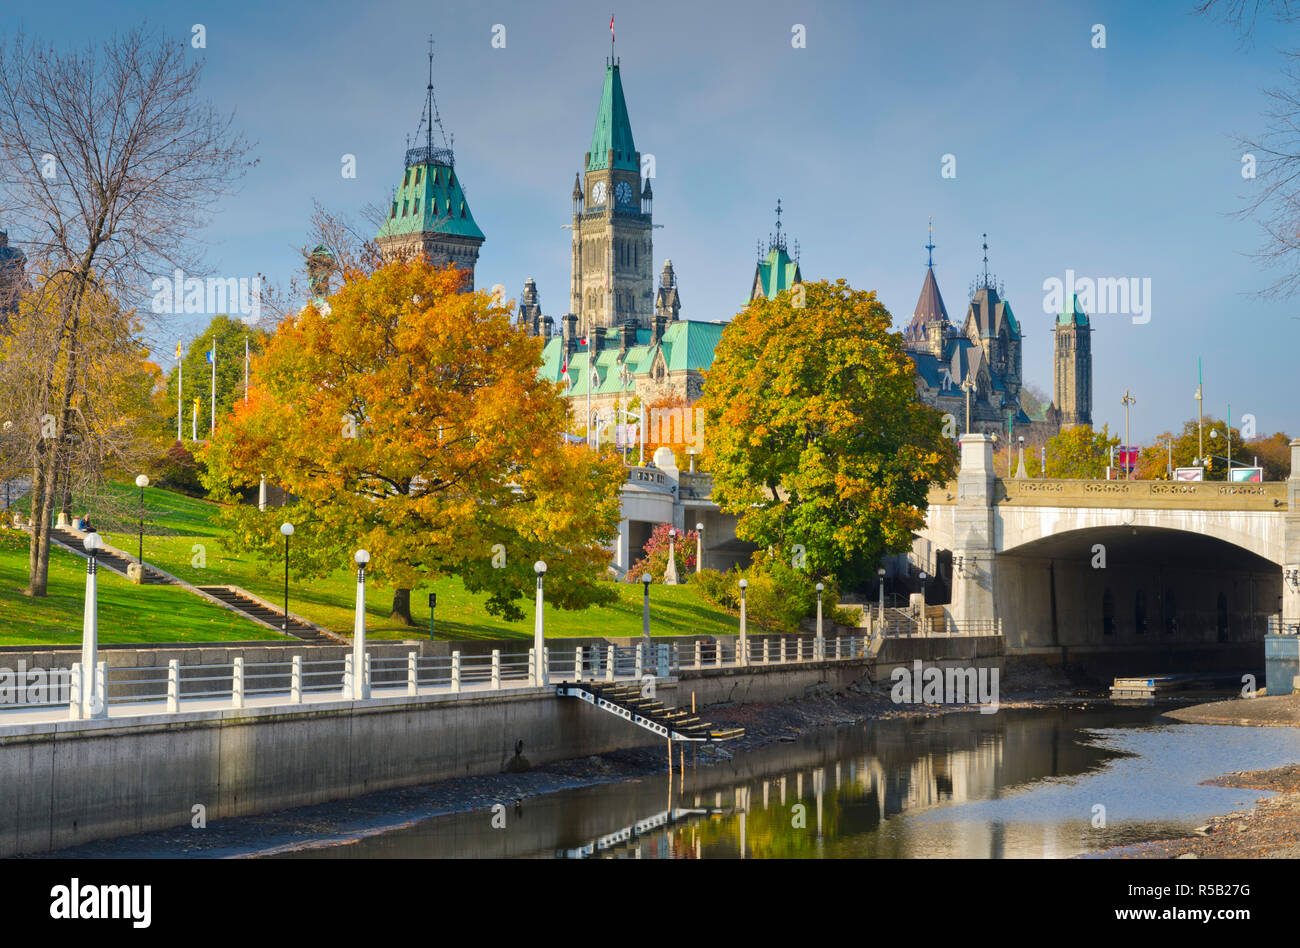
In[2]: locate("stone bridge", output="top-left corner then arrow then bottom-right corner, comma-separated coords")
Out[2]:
913,434 -> 1300,668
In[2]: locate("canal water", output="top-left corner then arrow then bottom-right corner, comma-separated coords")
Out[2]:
271,704 -> 1300,859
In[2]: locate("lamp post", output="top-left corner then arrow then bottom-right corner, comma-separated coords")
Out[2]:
352,549 -> 370,699
688,448 -> 696,473
134,473 -> 149,564
877,567 -> 886,625
1016,435 -> 1026,479
1121,389 -> 1136,480
815,582 -> 824,659
81,532 -> 105,718
279,523 -> 294,633
641,573 -> 652,654
695,522 -> 704,574
533,561 -> 547,685
738,578 -> 749,666
665,527 -> 679,585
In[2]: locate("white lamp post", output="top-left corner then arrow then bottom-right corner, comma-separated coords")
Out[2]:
534,561 -> 548,686
815,582 -> 825,660
352,549 -> 370,699
134,473 -> 150,565
877,567 -> 887,625
695,522 -> 704,574
279,523 -> 294,633
81,532 -> 106,718
664,527 -> 679,585
738,578 -> 749,666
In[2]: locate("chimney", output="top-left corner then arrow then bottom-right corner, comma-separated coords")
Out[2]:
927,320 -> 945,359
620,319 -> 637,355
564,313 -> 579,358
592,327 -> 606,356
541,315 -> 554,339
652,313 -> 667,346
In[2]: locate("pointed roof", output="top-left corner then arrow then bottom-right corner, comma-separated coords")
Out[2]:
376,157 -> 485,242
1057,293 -> 1089,327
750,247 -> 802,304
587,61 -> 638,172
904,266 -> 948,348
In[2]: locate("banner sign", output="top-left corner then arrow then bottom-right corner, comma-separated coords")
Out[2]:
1229,467 -> 1263,483
1174,467 -> 1204,481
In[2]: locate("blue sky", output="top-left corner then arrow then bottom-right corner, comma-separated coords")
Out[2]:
5,0 -> 1298,442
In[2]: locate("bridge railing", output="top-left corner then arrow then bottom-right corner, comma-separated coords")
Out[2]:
2,631 -> 888,723
1267,616 -> 1300,636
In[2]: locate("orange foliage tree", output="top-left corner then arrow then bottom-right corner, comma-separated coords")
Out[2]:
203,258 -> 627,624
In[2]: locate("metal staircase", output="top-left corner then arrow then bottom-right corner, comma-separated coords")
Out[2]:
555,680 -> 744,743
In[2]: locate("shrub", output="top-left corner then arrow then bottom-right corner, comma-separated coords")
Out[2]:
625,522 -> 697,582
692,549 -> 840,634
155,440 -> 206,496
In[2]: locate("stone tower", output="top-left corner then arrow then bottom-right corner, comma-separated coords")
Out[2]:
375,50 -> 485,289
570,59 -> 654,337
1053,293 -> 1093,428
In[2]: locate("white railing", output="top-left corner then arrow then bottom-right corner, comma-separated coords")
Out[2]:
0,631 -> 886,722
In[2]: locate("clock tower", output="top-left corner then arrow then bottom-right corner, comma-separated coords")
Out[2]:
570,58 -> 654,335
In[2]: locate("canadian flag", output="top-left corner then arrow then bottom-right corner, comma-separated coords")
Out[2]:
610,15 -> 614,42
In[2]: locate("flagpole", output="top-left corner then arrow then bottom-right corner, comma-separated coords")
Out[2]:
244,335 -> 249,405
210,338 -> 217,438
176,341 -> 183,442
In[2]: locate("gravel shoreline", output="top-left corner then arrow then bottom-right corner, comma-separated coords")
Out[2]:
1095,693 -> 1300,859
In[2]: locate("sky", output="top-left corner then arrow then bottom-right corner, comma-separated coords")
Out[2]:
4,0 -> 1298,443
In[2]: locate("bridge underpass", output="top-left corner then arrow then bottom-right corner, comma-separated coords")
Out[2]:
912,433 -> 1300,678
995,526 -> 1276,674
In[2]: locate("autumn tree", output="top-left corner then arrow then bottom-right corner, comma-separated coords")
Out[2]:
1044,425 -> 1120,479
0,26 -> 252,595
1132,417 -> 1247,480
203,257 -> 627,625
698,279 -> 957,589
166,315 -> 270,441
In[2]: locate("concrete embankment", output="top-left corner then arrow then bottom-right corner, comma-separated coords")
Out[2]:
0,634 -> 1001,856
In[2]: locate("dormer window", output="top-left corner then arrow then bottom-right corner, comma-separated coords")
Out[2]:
415,167 -> 422,184
403,170 -> 410,186
402,199 -> 409,217
413,198 -> 420,215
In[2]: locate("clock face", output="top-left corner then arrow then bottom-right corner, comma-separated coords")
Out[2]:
615,181 -> 634,205
591,181 -> 607,205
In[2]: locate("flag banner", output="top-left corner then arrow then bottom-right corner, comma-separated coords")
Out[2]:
615,424 -> 639,447
1116,446 -> 1139,471
1229,466 -> 1263,483
206,350 -> 214,364
176,341 -> 182,360
610,14 -> 614,41
1174,467 -> 1204,481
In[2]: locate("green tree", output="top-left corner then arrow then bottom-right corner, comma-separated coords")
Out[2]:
1134,417 -> 1244,481
1044,424 -> 1120,479
166,315 -> 269,442
697,279 -> 957,590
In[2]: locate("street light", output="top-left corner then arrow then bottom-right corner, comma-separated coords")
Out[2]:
738,578 -> 749,666
279,522 -> 294,633
877,567 -> 887,625
352,549 -> 370,699
695,522 -> 704,574
80,531 -> 105,718
641,573 -> 653,651
533,561 -> 547,685
815,582 -> 825,659
134,473 -> 149,565
1121,389 -> 1136,480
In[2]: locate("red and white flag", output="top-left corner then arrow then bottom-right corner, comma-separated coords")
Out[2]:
610,15 -> 614,43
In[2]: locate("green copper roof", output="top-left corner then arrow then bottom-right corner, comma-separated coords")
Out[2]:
752,247 -> 802,302
1057,293 -> 1089,327
375,159 -> 485,242
538,320 -> 727,395
587,63 -> 637,173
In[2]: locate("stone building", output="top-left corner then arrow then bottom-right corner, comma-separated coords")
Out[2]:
373,53 -> 485,289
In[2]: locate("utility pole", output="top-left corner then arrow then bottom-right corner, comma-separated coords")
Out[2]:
1121,389 -> 1136,480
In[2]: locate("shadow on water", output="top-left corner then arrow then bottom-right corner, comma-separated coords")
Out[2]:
271,704 -> 1300,859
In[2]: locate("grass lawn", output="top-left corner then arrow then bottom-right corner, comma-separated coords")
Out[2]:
0,531 -> 281,646
87,485 -> 740,641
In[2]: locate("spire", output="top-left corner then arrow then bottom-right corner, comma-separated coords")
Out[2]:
572,172 -> 583,200
406,37 -> 453,169
904,228 -> 949,351
969,232 -> 1004,298
587,60 -> 637,172
925,217 -> 935,269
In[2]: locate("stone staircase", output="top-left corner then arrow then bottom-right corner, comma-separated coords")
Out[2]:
44,525 -> 339,644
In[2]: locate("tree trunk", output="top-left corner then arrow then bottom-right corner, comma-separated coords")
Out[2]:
25,455 -> 47,596
389,587 -> 415,626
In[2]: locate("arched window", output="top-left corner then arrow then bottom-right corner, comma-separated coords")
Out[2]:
1134,589 -> 1147,635
1217,592 -> 1229,642
1102,588 -> 1114,636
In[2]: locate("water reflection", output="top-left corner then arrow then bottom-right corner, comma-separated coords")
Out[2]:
273,706 -> 1300,859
